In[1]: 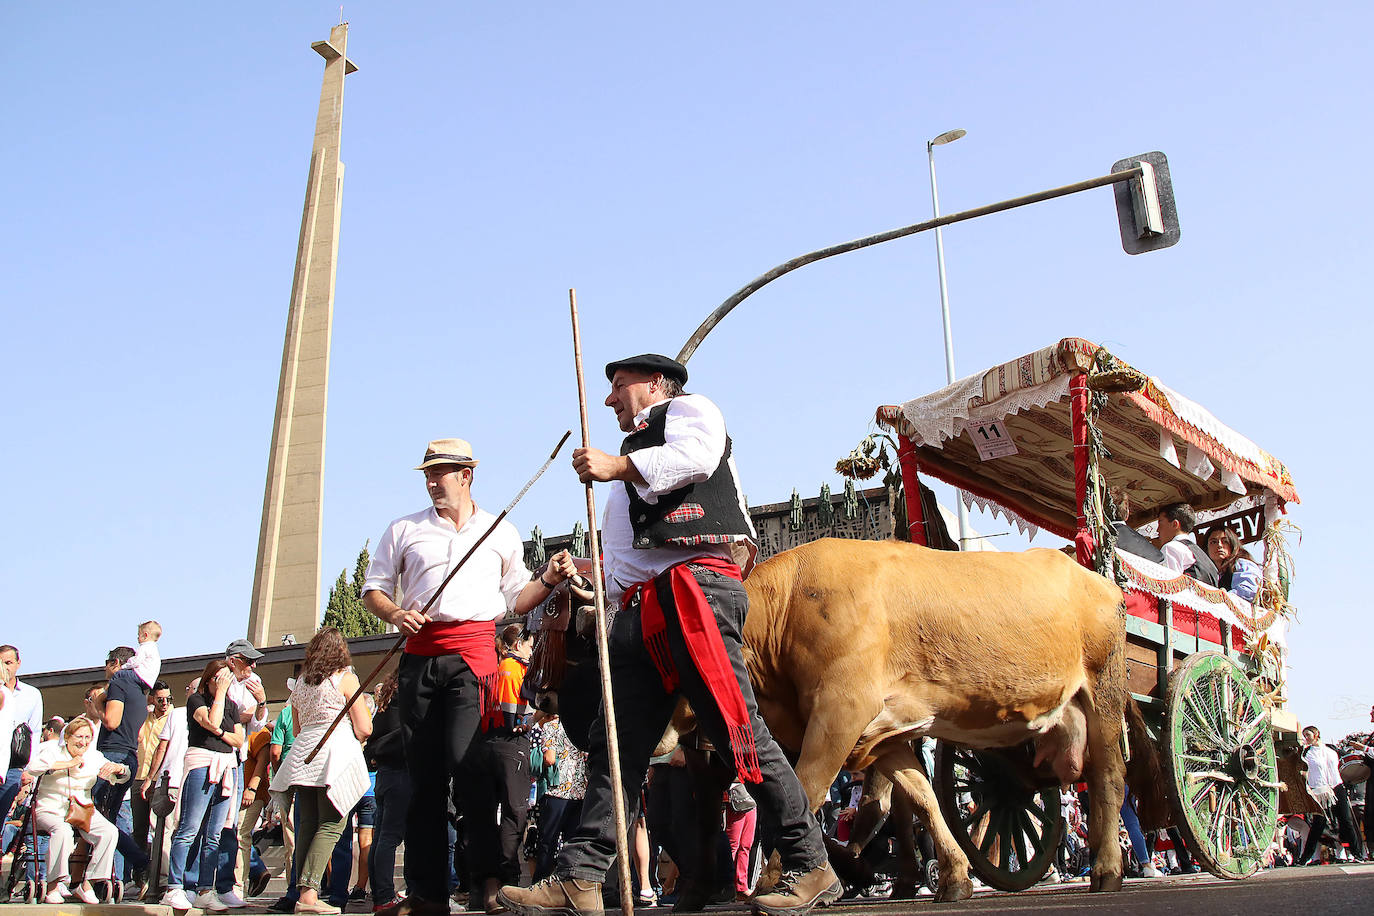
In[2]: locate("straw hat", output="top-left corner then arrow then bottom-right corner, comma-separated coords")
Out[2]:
415,438 -> 480,470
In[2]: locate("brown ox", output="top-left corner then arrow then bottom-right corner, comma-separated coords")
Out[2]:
741,538 -> 1128,900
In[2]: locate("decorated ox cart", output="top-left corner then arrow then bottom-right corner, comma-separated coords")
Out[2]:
873,336 -> 1300,888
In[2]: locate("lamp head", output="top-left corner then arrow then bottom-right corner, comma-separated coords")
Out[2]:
930,128 -> 967,146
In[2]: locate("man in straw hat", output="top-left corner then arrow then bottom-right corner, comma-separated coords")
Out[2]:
366,438 -> 577,916
499,356 -> 839,916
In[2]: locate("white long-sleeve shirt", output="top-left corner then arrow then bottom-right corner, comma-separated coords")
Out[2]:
2,680 -> 44,765
158,708 -> 190,789
363,506 -> 530,621
1159,534 -> 1199,574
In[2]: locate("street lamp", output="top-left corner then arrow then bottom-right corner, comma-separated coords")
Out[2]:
927,127 -> 972,550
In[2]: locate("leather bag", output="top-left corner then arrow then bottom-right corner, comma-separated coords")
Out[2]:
65,770 -> 94,832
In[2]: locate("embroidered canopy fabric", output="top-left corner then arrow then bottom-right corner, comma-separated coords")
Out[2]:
876,337 -> 1299,540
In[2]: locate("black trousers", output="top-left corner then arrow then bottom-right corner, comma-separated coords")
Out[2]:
460,732 -> 531,887
1299,810 -> 1336,864
397,652 -> 486,901
1333,784 -> 1365,858
557,566 -> 826,883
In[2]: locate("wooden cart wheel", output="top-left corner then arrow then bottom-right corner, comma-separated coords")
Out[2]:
934,741 -> 1064,891
1164,652 -> 1280,880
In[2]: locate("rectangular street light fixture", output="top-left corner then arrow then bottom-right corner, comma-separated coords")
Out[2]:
1111,151 -> 1180,254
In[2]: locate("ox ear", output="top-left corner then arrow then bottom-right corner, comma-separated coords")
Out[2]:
575,605 -> 597,640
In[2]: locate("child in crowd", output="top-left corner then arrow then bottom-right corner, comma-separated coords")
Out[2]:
118,620 -> 163,690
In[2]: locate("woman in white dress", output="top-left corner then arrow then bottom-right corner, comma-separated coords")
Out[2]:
25,717 -> 130,904
271,627 -> 372,915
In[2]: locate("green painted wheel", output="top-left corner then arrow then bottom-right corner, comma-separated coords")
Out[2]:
1164,652 -> 1280,880
934,742 -> 1063,891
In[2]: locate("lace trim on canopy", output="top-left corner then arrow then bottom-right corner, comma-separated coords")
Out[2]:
961,490 -> 1040,542
899,374 -> 1071,448
1115,548 -> 1269,633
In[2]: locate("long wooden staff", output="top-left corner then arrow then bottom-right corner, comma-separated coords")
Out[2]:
304,430 -> 572,764
569,288 -> 634,916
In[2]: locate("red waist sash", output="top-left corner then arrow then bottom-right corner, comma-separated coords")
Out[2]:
405,618 -> 499,712
624,557 -> 761,784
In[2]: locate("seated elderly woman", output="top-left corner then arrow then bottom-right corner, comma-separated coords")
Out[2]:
25,717 -> 131,904
1204,526 -> 1261,602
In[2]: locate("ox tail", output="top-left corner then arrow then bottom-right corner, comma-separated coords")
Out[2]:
1123,696 -> 1171,830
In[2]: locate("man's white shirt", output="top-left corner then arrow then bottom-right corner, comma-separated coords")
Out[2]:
1,680 -> 44,755
158,706 -> 190,789
364,506 -> 529,621
1159,534 -> 1199,574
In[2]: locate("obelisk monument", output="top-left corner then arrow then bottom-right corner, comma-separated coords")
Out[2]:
248,23 -> 358,646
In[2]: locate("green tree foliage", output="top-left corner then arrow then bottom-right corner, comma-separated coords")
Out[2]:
321,541 -> 383,637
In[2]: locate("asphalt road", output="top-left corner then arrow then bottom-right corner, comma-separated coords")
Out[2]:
807,864 -> 1374,915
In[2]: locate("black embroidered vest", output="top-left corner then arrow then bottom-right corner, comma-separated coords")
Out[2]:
621,400 -> 752,550
1182,540 -> 1220,587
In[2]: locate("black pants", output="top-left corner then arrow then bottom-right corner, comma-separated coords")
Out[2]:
1333,784 -> 1365,859
557,566 -> 826,883
461,732 -> 531,887
1363,799 -> 1373,860
1299,810 -> 1336,864
397,652 -> 486,901
131,790 -> 152,864
645,763 -> 703,884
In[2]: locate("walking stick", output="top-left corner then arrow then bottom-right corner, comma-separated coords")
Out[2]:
304,430 -> 572,764
569,288 -> 635,916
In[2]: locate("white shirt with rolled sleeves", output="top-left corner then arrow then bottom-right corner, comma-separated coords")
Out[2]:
600,393 -> 756,603
158,707 -> 191,790
228,674 -> 268,762
363,506 -> 530,620
1,680 -> 44,759
1159,534 -> 1198,574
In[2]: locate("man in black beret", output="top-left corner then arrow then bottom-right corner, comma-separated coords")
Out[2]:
500,355 -> 839,916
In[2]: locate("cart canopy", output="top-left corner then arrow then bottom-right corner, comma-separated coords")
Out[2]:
876,337 -> 1299,541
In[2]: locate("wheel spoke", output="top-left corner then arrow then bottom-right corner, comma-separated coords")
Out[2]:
1182,689 -> 1227,750
1208,785 -> 1234,845
1016,808 -> 1041,859
978,809 -> 1000,858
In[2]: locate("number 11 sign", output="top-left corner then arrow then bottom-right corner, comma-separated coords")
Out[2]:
964,416 -> 1018,461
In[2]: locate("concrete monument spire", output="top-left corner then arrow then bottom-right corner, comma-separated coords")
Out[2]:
248,23 -> 358,646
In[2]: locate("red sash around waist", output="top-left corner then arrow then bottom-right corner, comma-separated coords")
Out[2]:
623,557 -> 761,784
404,618 -> 499,712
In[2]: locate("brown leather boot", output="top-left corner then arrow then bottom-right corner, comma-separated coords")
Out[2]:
495,877 -> 604,916
751,863 -> 843,916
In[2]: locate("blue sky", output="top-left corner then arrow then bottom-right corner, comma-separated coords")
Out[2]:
4,2 -> 1369,740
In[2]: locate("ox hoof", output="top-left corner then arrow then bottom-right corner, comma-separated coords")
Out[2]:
933,878 -> 973,903
1089,871 -> 1123,893
889,881 -> 921,900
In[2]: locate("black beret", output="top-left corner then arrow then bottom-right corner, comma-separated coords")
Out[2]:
604,353 -> 688,386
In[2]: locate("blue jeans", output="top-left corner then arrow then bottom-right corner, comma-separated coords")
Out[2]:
92,748 -> 148,881
213,766 -> 245,894
327,816 -> 353,905
2,816 -> 50,882
1120,789 -> 1149,866
168,767 -> 235,891
369,767 -> 412,904
0,767 -> 24,826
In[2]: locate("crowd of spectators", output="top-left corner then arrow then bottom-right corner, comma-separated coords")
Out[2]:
3,630 -> 1371,912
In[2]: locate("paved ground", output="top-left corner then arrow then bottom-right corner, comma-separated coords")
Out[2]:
4,864 -> 1371,915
